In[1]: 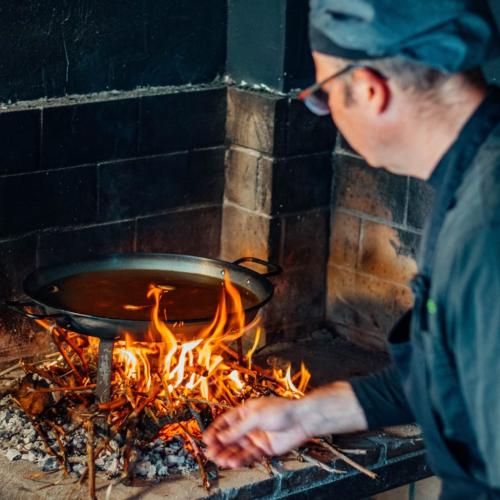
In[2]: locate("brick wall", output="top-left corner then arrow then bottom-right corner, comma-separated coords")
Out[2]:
0,85 -> 226,366
0,81 -> 436,362
326,136 -> 434,350
221,87 -> 336,340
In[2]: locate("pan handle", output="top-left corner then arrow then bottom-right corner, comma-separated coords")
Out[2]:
232,257 -> 282,277
4,299 -> 71,324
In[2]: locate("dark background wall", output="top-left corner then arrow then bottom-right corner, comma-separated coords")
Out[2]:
226,0 -> 314,92
0,0 -> 226,103
1,0 -> 498,103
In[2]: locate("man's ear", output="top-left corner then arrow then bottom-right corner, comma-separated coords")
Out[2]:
351,67 -> 390,113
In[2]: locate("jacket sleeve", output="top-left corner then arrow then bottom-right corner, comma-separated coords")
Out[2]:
351,365 -> 415,429
350,311 -> 415,429
446,226 -> 500,488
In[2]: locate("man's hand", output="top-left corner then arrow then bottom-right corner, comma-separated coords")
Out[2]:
203,397 -> 309,468
203,381 -> 368,468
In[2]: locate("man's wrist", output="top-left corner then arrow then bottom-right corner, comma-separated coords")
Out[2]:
292,381 -> 368,437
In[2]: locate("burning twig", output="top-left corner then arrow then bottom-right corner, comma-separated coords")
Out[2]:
0,353 -> 62,379
98,396 -> 128,411
79,436 -> 112,484
45,420 -> 69,475
0,361 -> 21,378
11,396 -> 65,468
121,425 -> 135,484
33,384 -> 96,394
186,401 -> 206,433
179,396 -> 232,410
180,423 -> 211,491
312,438 -> 378,480
52,330 -> 85,385
85,420 -> 96,500
60,331 -> 89,371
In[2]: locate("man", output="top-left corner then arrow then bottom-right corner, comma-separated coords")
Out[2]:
204,1 -> 500,497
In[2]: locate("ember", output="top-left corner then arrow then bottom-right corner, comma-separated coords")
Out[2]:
1,271 -> 311,494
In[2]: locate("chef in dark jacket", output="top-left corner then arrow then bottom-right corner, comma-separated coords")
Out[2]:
204,1 -> 500,497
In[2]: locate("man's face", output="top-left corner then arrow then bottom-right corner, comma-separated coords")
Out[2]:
311,51 -> 396,169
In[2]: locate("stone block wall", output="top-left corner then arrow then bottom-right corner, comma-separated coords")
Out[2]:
326,136 -> 434,350
0,85 -> 226,366
0,79 -> 438,362
220,87 -> 336,339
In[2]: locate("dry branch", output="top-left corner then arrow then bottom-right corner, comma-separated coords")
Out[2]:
292,449 -> 346,475
313,438 -> 378,480
86,420 -> 96,500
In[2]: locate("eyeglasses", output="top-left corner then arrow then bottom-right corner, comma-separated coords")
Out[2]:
297,64 -> 359,116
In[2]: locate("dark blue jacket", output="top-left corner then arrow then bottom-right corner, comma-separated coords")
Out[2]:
352,87 -> 500,499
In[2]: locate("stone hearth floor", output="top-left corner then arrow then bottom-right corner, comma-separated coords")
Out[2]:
0,331 -> 432,499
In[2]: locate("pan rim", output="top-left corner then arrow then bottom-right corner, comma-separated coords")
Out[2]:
23,252 -> 275,325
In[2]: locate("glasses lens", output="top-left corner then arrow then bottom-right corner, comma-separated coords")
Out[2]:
302,90 -> 331,117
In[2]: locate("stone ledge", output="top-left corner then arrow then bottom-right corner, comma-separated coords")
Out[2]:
0,434 -> 429,500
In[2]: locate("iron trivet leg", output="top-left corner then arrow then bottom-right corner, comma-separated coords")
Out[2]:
96,338 -> 114,404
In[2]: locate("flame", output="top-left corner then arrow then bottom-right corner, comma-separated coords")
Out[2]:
228,370 -> 244,391
110,271 -> 310,408
37,270 -> 311,433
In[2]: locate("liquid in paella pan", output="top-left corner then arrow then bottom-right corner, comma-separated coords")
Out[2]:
35,269 -> 259,321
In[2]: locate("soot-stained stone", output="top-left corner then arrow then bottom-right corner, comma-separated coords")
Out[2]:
225,147 -> 273,214
326,264 -> 413,342
0,109 -> 40,175
0,2 -> 226,102
226,88 -> 288,156
37,221 -> 134,267
41,98 -> 139,169
368,433 -> 425,460
287,98 -> 336,156
329,211 -> 361,269
144,0 -> 226,84
98,152 -> 189,221
64,2 -> 146,95
280,463 -> 332,493
0,234 -> 37,299
333,154 -> 407,225
268,153 -> 332,214
138,87 -> 226,156
359,221 -> 420,284
225,148 -> 260,211
187,147 -> 225,206
220,205 -> 270,262
136,206 -> 221,258
264,266 -> 325,328
0,166 -> 97,237
280,209 -> 330,270
98,148 -> 224,221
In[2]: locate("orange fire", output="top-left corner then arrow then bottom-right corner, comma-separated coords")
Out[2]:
35,271 -> 311,443
110,272 -> 310,412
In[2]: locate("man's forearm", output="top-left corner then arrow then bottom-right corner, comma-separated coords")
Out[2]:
292,381 -> 368,437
